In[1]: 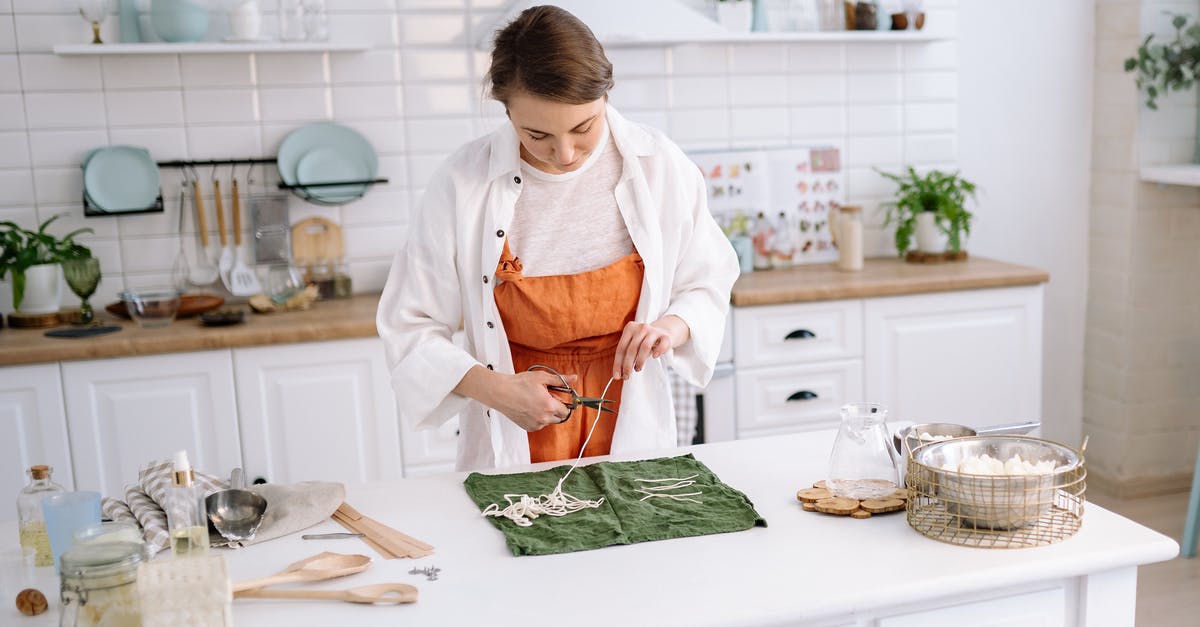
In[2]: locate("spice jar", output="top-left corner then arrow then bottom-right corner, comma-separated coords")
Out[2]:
833,204 -> 864,272
58,541 -> 143,627
331,258 -> 352,299
853,0 -> 878,30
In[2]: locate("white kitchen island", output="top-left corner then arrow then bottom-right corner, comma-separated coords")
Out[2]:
1,430 -> 1178,626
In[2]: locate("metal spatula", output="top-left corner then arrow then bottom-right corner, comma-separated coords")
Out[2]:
228,178 -> 262,296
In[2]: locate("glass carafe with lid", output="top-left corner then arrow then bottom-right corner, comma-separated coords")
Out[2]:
827,402 -> 900,499
17,464 -> 65,567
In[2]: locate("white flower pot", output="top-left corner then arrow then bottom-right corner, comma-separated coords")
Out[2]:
717,1 -> 753,32
915,212 -> 947,254
19,263 -> 63,314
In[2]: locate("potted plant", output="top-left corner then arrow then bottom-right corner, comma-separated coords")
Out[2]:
1124,12 -> 1200,162
877,167 -> 978,257
0,215 -> 93,314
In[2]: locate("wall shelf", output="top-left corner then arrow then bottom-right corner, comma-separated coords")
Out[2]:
1140,164 -> 1200,187
595,31 -> 948,47
53,41 -> 369,56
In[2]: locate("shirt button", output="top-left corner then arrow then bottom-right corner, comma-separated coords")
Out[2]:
482,275 -> 489,284
514,176 -> 521,184
496,229 -> 505,238
486,321 -> 494,329
486,364 -> 494,370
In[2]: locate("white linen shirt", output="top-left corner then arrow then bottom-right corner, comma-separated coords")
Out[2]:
376,104 -> 739,471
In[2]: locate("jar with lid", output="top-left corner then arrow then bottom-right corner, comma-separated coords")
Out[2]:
58,541 -> 143,627
827,402 -> 901,499
17,465 -> 65,567
331,258 -> 352,299
833,204 -> 864,271
306,258 -> 336,300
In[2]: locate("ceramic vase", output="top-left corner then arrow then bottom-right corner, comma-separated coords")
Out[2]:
914,211 -> 946,254
717,0 -> 753,32
19,263 -> 63,314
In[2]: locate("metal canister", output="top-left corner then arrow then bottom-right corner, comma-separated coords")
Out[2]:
58,541 -> 143,627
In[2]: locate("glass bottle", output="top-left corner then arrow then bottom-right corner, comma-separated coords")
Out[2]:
58,541 -> 143,627
17,465 -> 65,567
751,211 -> 774,271
165,451 -> 208,558
302,0 -> 329,41
827,402 -> 901,499
278,0 -> 306,41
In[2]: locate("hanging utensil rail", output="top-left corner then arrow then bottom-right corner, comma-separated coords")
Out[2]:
156,157 -> 390,190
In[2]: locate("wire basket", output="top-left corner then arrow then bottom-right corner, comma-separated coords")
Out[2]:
906,436 -> 1086,549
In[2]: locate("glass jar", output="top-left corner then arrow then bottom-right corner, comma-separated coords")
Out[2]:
827,402 -> 900,499
264,264 -> 306,305
58,541 -> 143,627
301,0 -> 328,41
17,465 -> 65,567
277,0 -> 305,41
331,258 -> 352,299
307,258 -> 336,300
834,204 -> 864,271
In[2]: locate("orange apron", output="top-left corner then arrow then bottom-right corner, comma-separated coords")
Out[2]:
494,239 -> 644,463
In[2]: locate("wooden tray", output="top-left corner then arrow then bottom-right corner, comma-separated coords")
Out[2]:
105,294 -> 225,320
796,480 -> 908,519
7,311 -> 61,329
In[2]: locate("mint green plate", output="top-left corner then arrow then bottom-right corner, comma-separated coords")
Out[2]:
296,147 -> 371,204
82,146 -> 160,213
277,122 -> 378,204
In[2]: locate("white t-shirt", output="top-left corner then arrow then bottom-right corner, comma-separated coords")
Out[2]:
508,124 -> 634,277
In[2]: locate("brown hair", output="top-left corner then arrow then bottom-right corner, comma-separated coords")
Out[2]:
485,5 -> 614,105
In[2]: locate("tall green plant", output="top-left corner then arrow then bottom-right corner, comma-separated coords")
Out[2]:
877,167 -> 978,256
0,215 -> 92,310
1124,13 -> 1200,110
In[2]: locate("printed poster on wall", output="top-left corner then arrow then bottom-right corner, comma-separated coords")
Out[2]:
689,147 -> 843,265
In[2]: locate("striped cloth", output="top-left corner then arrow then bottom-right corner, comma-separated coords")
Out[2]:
669,368 -> 701,446
101,460 -> 226,558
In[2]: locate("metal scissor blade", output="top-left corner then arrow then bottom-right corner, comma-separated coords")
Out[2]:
578,398 -> 617,414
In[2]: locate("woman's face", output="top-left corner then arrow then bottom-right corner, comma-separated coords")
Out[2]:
506,92 -> 607,175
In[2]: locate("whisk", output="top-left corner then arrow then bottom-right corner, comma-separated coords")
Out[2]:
170,185 -> 190,291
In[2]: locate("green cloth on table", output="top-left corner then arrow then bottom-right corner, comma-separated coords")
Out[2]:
463,454 -> 767,556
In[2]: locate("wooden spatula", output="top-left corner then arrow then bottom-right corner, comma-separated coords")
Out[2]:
235,582 -> 418,605
231,552 -> 371,593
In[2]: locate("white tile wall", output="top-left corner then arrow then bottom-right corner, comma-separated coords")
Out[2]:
1084,0 -> 1200,490
0,1 -> 960,309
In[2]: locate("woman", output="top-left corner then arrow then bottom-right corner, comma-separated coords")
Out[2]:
377,5 -> 738,471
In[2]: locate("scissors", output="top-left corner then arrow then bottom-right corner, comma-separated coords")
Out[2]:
526,364 -> 616,422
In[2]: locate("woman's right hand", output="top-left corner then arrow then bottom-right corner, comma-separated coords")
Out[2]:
491,371 -> 578,432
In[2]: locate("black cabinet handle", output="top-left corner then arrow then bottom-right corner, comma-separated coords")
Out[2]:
786,390 -> 818,402
784,329 -> 816,340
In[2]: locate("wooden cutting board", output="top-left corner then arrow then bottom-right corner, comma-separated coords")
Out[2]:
291,217 -> 345,264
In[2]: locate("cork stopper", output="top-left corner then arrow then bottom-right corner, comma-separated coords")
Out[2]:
29,465 -> 49,480
838,204 -> 863,214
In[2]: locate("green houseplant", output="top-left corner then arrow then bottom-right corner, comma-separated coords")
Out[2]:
877,167 -> 978,257
1124,13 -> 1200,161
0,215 -> 93,313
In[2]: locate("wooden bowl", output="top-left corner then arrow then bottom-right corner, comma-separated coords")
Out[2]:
105,294 -> 224,320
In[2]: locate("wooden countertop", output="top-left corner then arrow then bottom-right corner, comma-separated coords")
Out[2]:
0,256 -> 1047,367
0,294 -> 381,367
731,256 -> 1049,306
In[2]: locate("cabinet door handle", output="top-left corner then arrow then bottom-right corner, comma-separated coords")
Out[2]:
786,390 -> 818,402
784,329 -> 816,340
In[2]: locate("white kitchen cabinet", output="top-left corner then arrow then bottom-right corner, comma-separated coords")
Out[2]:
725,285 -> 1044,440
232,338 -> 405,484
863,285 -> 1044,429
60,351 -> 242,497
877,585 -> 1065,626
0,364 -> 73,520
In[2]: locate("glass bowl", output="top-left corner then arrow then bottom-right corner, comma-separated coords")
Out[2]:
119,288 -> 182,328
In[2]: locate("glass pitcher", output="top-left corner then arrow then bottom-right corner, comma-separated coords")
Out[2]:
827,402 -> 900,499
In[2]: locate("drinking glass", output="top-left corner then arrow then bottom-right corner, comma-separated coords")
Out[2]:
77,0 -> 116,44
62,257 -> 101,324
41,491 -> 102,573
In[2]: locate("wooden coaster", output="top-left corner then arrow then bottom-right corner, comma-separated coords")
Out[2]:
905,250 -> 969,264
797,483 -> 908,519
7,311 -> 61,328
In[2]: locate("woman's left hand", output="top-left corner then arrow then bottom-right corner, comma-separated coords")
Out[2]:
613,315 -> 690,380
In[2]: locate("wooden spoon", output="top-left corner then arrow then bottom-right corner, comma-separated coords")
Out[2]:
231,552 -> 372,593
235,583 -> 419,605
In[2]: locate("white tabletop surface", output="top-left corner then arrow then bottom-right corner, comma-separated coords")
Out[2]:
0,430 -> 1180,626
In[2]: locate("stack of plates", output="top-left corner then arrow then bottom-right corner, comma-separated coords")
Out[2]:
278,123 -> 379,206
82,146 -> 161,214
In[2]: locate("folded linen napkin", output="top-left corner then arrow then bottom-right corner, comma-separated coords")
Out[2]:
101,460 -> 343,555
